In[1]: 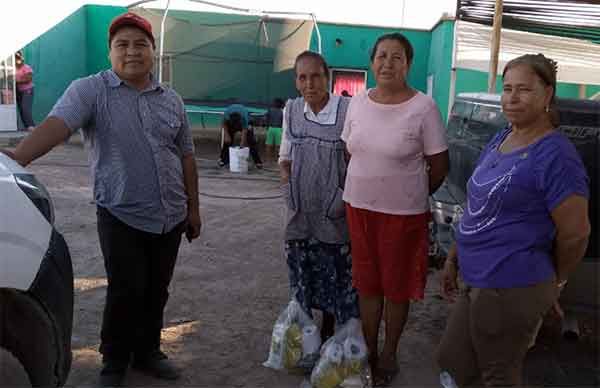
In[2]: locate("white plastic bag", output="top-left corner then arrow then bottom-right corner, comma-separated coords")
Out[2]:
310,318 -> 369,388
263,299 -> 321,371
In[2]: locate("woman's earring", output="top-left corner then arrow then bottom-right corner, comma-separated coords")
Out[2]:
545,105 -> 550,113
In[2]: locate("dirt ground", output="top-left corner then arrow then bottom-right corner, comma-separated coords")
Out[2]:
1,131 -> 599,387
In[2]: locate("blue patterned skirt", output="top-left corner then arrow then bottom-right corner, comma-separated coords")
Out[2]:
286,238 -> 360,324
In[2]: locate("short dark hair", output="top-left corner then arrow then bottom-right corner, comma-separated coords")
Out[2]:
226,112 -> 243,131
294,51 -> 330,80
370,32 -> 414,65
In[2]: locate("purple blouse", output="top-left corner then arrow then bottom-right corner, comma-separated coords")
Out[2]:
456,127 -> 589,288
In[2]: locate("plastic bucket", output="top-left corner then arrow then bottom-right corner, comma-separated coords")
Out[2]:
229,146 -> 249,173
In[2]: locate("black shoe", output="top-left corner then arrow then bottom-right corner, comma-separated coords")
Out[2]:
132,351 -> 180,380
99,363 -> 127,387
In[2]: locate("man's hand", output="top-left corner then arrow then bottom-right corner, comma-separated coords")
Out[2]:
185,208 -> 202,242
3,117 -> 71,166
181,153 -> 200,242
0,148 -> 16,160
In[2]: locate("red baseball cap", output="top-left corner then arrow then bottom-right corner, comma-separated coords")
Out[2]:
109,12 -> 155,48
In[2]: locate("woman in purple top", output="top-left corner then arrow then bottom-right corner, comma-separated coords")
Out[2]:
437,54 -> 590,387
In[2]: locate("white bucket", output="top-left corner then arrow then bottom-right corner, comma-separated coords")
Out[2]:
229,146 -> 249,173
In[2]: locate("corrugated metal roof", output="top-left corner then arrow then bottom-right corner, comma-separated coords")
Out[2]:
455,20 -> 600,85
457,0 -> 600,43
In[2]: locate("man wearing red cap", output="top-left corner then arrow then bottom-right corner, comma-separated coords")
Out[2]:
1,12 -> 201,386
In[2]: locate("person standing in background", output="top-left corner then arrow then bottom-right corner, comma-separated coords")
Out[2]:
265,98 -> 285,163
15,51 -> 35,131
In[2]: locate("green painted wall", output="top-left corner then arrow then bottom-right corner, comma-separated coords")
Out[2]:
427,20 -> 454,121
556,83 -> 581,99
310,23 -> 431,93
311,21 -> 456,121
455,68 -> 503,96
555,82 -> 600,99
22,4 -> 127,122
22,7 -> 88,124
587,85 -> 600,98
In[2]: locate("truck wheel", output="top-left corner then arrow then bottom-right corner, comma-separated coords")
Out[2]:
0,289 -> 60,387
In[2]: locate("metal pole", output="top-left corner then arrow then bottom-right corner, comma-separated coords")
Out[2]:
447,21 -> 458,123
311,14 -> 322,54
401,0 -> 406,27
578,84 -> 586,99
488,0 -> 503,93
3,57 -> 8,95
158,0 -> 171,84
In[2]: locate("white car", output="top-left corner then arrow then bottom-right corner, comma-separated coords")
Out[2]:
0,152 -> 73,387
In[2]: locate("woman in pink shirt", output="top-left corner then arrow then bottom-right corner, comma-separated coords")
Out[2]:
15,51 -> 36,130
341,33 -> 449,386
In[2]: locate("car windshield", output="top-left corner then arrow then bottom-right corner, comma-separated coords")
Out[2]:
464,103 -> 507,145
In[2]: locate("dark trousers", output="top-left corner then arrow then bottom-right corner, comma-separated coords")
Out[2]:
437,280 -> 557,387
16,89 -> 35,129
96,206 -> 183,364
220,127 -> 262,165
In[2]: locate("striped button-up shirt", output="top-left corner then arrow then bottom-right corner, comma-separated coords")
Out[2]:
49,70 -> 194,234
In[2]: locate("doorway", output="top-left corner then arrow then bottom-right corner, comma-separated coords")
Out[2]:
330,69 -> 367,97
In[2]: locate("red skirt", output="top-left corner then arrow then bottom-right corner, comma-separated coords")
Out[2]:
346,203 -> 429,303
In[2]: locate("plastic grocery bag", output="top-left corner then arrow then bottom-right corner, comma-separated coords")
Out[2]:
310,318 -> 369,388
264,299 -> 321,371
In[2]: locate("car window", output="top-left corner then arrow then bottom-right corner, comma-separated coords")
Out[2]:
447,101 -> 472,138
462,104 -> 506,145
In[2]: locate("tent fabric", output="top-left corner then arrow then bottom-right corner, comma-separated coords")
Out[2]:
456,0 -> 600,44
455,20 -> 600,86
132,8 -> 313,107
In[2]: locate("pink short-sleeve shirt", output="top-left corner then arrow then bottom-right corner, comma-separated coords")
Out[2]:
16,64 -> 34,92
342,89 -> 448,215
